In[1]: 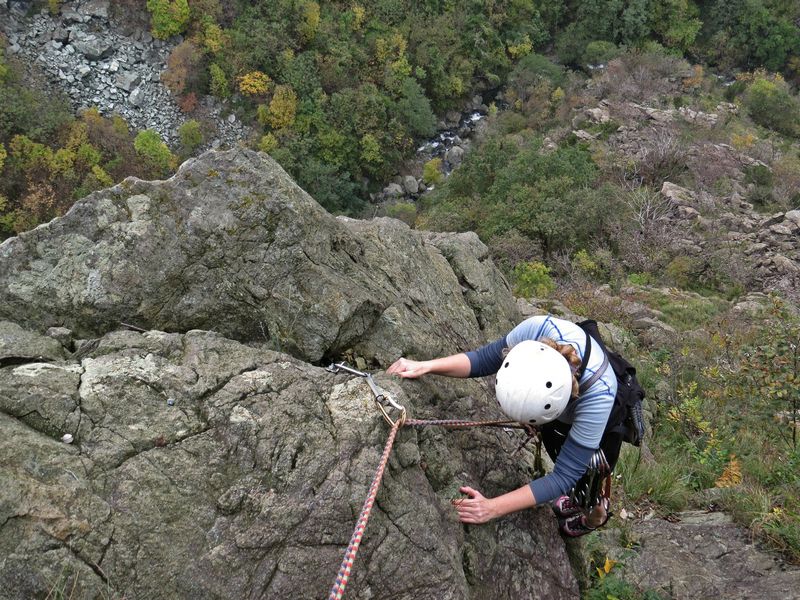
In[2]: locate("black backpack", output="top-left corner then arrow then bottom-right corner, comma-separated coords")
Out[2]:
575,319 -> 646,446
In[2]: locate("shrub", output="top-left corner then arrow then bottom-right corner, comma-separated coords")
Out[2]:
488,228 -> 540,274
422,157 -> 444,186
386,202 -> 416,226
635,128 -> 688,187
177,119 -> 203,155
359,133 -> 382,165
626,272 -> 653,286
572,249 -> 603,279
744,163 -> 773,187
162,40 -> 203,96
202,20 -> 226,54
258,132 -> 278,153
209,63 -> 230,98
773,155 -> 800,207
133,129 -> 174,174
512,260 -> 555,298
178,91 -> 198,113
146,0 -> 190,40
745,76 -> 800,137
584,41 -> 621,66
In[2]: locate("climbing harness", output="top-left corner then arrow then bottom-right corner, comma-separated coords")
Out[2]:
326,363 -> 532,600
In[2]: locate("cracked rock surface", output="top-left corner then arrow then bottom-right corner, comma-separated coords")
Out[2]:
0,326 -> 577,599
599,511 -> 800,599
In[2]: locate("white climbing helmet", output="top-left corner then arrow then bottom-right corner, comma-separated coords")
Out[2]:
495,340 -> 573,425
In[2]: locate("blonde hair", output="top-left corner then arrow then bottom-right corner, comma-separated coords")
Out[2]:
539,337 -> 581,398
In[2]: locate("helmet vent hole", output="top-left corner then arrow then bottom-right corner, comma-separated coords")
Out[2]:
544,403 -> 551,410
546,381 -> 552,388
529,418 -> 536,424
504,361 -> 510,368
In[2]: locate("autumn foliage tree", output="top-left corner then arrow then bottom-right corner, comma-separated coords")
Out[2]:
266,85 -> 298,129
162,40 -> 203,96
238,70 -> 272,97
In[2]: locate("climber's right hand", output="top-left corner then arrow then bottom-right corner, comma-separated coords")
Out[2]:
386,358 -> 430,379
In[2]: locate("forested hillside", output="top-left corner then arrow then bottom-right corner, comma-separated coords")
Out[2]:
1,0 -> 799,232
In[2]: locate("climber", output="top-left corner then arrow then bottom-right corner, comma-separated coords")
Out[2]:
387,314 -> 621,537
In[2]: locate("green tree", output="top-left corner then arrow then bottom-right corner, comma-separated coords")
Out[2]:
745,76 -> 800,136
297,1 -> 321,44
703,0 -> 800,71
395,77 -> 436,138
360,133 -> 382,165
650,0 -> 701,51
208,63 -> 230,98
133,129 -> 175,174
146,0 -> 190,40
177,119 -> 204,155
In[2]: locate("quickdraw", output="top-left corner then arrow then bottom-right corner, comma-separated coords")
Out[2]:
570,448 -> 612,511
326,362 -> 407,426
325,363 -> 532,600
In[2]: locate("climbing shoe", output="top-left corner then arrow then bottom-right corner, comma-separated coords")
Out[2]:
558,514 -> 596,538
552,495 -> 583,518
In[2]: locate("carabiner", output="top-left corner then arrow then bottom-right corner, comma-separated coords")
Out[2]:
327,362 -> 406,424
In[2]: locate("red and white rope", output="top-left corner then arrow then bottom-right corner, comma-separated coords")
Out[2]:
328,416 -> 529,599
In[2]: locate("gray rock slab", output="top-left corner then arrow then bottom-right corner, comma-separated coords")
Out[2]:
0,148 -> 518,367
0,328 -> 577,599
601,512 -> 800,599
0,320 -> 65,362
71,32 -> 112,60
115,70 -> 140,91
81,0 -> 110,19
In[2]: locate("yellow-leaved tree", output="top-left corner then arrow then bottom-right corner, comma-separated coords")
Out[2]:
238,71 -> 272,97
298,1 -> 321,43
267,85 -> 298,129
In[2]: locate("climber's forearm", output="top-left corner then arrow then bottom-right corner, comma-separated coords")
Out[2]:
489,484 -> 537,518
387,353 -> 471,378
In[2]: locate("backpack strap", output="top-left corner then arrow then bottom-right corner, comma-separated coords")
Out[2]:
578,330 -> 609,395
575,328 -> 591,381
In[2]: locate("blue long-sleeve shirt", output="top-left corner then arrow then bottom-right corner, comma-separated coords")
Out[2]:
465,315 -> 617,504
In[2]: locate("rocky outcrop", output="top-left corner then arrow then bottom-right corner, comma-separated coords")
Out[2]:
598,511 -> 800,599
0,326 -> 578,599
0,148 -> 517,365
0,148 -> 580,599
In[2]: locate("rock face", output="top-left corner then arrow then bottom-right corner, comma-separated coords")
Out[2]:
0,149 -> 580,599
0,148 -> 516,365
600,511 -> 800,599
